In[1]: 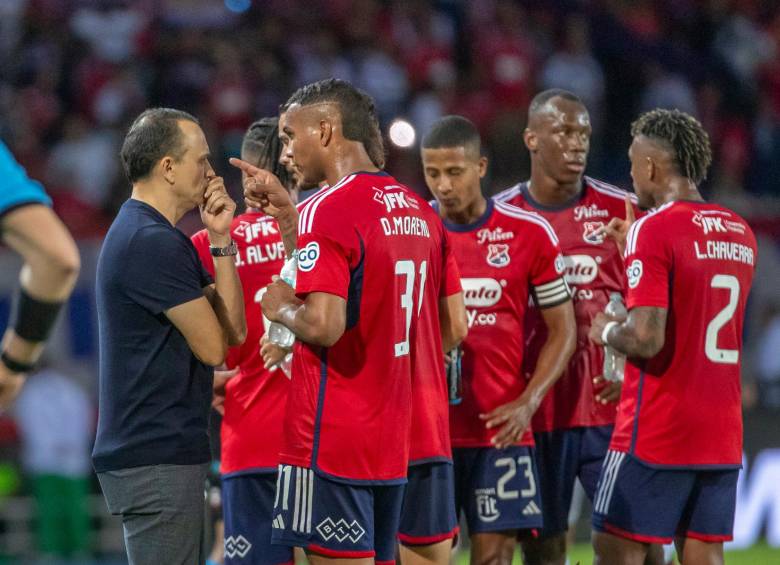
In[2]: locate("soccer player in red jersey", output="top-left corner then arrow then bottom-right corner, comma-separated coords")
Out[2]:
589,110 -> 757,565
493,89 -> 645,565
396,207 -> 467,565
192,118 -> 296,565
422,115 -> 576,565
232,79 -> 453,565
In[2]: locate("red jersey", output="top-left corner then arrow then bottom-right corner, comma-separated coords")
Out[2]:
610,201 -> 756,467
410,225 -> 462,464
282,171 -> 446,483
445,199 -> 570,448
496,178 -> 639,431
191,212 -> 288,475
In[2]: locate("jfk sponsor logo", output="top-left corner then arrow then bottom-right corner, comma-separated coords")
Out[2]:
372,186 -> 419,212
692,212 -> 728,235
477,227 -> 515,244
297,241 -> 320,272
573,204 -> 609,221
224,535 -> 252,559
234,219 -> 279,243
486,243 -> 511,267
316,517 -> 366,544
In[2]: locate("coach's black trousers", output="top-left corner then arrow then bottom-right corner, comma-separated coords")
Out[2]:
97,463 -> 209,565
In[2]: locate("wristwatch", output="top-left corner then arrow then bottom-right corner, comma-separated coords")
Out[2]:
210,240 -> 238,257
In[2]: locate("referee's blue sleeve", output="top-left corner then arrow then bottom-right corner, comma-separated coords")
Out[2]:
0,140 -> 52,219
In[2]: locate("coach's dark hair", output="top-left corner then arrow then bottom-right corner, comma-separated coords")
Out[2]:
242,118 -> 294,190
282,79 -> 385,168
421,115 -> 481,157
631,109 -> 712,185
528,89 -> 584,117
120,108 -> 199,183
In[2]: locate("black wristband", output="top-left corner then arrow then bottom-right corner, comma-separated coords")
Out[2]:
10,288 -> 65,342
0,351 -> 34,374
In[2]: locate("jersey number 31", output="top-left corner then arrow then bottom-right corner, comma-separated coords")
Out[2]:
395,260 -> 428,357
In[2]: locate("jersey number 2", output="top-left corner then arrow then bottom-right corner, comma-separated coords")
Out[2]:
395,260 -> 428,357
705,274 -> 740,365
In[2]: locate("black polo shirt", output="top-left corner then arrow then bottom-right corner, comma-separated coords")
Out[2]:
93,199 -> 214,472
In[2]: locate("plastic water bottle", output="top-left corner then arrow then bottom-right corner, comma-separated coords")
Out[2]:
446,347 -> 463,405
603,292 -> 627,382
267,254 -> 297,348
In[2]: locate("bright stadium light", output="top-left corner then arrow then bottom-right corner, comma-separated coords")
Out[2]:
388,119 -> 416,148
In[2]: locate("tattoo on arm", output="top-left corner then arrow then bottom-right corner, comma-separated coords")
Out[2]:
609,306 -> 667,359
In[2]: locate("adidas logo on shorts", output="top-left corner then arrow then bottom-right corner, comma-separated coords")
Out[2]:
522,501 -> 541,516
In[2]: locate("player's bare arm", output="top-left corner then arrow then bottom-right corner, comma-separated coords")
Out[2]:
0,205 -> 80,408
439,292 -> 468,353
590,306 -> 667,359
231,157 -> 299,256
200,175 -> 246,346
261,279 -> 346,347
481,299 -> 576,449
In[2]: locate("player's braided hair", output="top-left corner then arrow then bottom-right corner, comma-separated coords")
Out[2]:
631,109 -> 713,185
242,117 -> 294,191
282,78 -> 385,169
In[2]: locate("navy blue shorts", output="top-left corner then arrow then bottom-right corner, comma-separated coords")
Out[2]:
453,446 -> 543,534
222,473 -> 293,565
533,425 -> 613,536
270,465 -> 404,564
398,461 -> 458,546
592,451 -> 739,544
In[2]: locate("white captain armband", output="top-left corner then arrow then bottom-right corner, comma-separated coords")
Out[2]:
532,277 -> 571,308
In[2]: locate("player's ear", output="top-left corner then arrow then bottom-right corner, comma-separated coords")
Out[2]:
645,156 -> 655,182
319,119 -> 333,148
160,156 -> 175,185
524,128 -> 537,152
478,156 -> 488,178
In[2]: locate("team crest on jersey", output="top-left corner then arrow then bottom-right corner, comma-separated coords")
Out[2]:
582,221 -> 606,245
297,241 -> 320,272
627,259 -> 643,288
486,244 -> 510,267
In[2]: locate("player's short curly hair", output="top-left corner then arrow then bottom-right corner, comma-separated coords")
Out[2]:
631,109 -> 712,185
282,78 -> 385,168
242,117 -> 294,191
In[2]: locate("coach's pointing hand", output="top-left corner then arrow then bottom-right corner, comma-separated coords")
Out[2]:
200,175 -> 236,244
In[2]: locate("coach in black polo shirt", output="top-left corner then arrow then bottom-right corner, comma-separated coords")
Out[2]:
94,108 -> 246,565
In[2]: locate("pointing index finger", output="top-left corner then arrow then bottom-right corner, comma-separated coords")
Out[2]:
229,157 -> 261,177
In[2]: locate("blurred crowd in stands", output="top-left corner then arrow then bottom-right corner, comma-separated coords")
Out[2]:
2,0 -> 780,229
3,1 -> 780,408
1,2 -> 780,560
